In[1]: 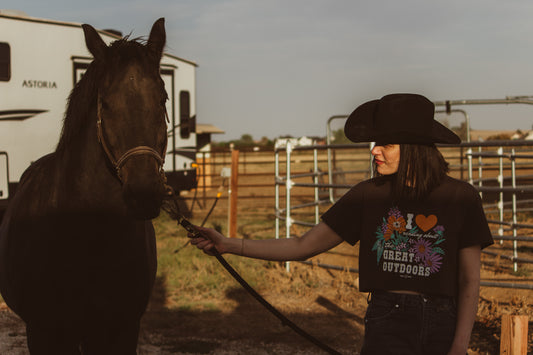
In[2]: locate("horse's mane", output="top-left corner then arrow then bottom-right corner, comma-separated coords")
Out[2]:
55,36 -> 156,154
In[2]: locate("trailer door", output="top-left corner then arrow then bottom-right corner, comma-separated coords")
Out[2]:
0,152 -> 8,201
160,68 -> 175,172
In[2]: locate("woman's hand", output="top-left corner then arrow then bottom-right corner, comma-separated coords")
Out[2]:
188,225 -> 228,256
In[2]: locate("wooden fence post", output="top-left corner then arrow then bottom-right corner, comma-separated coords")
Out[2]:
228,149 -> 239,238
500,314 -> 528,355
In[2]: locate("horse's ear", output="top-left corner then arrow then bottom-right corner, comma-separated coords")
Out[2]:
147,18 -> 166,60
82,24 -> 108,61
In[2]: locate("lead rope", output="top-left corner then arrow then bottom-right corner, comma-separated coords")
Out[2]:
174,179 -> 225,254
161,187 -> 342,355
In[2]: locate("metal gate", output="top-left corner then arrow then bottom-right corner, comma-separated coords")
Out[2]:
275,135 -> 533,288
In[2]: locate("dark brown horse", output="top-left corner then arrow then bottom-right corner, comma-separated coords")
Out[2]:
0,18 -> 168,354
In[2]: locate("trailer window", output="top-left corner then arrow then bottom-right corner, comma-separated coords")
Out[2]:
180,90 -> 192,139
0,43 -> 10,81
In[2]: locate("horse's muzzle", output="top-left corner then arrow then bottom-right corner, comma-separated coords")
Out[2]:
123,184 -> 165,220
121,168 -> 166,220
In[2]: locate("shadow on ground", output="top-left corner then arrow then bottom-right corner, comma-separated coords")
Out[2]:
138,276 -> 364,354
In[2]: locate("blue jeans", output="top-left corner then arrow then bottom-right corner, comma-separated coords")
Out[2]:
360,290 -> 457,355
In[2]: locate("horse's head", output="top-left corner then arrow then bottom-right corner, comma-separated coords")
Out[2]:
82,19 -> 169,219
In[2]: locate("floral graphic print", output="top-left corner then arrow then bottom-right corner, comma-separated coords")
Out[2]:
384,213 -> 407,241
373,206 -> 446,278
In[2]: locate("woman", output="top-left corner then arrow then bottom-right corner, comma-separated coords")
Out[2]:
189,93 -> 493,355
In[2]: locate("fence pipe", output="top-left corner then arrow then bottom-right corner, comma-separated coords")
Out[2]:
275,150 -> 280,241
460,146 -> 464,180
481,281 -> 533,290
478,146 -> 483,198
327,145 -> 334,204
285,142 -> 293,272
490,234 -> 533,242
487,219 -> 533,229
433,96 -> 533,107
280,200 -> 328,212
313,148 -> 320,224
467,148 -> 474,185
511,150 -> 518,272
498,147 -> 504,245
483,249 -> 533,264
293,182 -> 353,189
325,115 -> 348,203
202,152 -> 207,205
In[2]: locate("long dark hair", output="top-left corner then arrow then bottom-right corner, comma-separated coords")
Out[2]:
375,144 -> 449,201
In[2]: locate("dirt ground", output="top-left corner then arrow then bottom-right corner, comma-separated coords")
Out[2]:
0,248 -> 531,355
0,269 -> 364,355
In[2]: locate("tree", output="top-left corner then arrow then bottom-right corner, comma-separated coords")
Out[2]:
332,128 -> 351,144
240,134 -> 253,143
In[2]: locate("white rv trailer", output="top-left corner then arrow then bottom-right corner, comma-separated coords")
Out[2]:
0,11 -> 198,212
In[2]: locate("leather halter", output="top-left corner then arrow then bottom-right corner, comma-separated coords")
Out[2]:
96,96 -> 167,181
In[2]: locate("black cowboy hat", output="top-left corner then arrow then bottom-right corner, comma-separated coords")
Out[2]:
344,93 -> 461,144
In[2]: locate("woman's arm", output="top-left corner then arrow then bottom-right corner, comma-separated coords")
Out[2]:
189,222 -> 344,261
448,245 -> 481,355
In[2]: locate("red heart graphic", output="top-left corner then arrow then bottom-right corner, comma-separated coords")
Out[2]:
415,214 -> 437,232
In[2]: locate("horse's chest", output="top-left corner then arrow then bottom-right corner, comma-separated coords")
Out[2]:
9,215 -> 153,282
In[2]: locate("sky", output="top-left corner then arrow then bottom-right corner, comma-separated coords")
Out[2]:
4,0 -> 533,141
